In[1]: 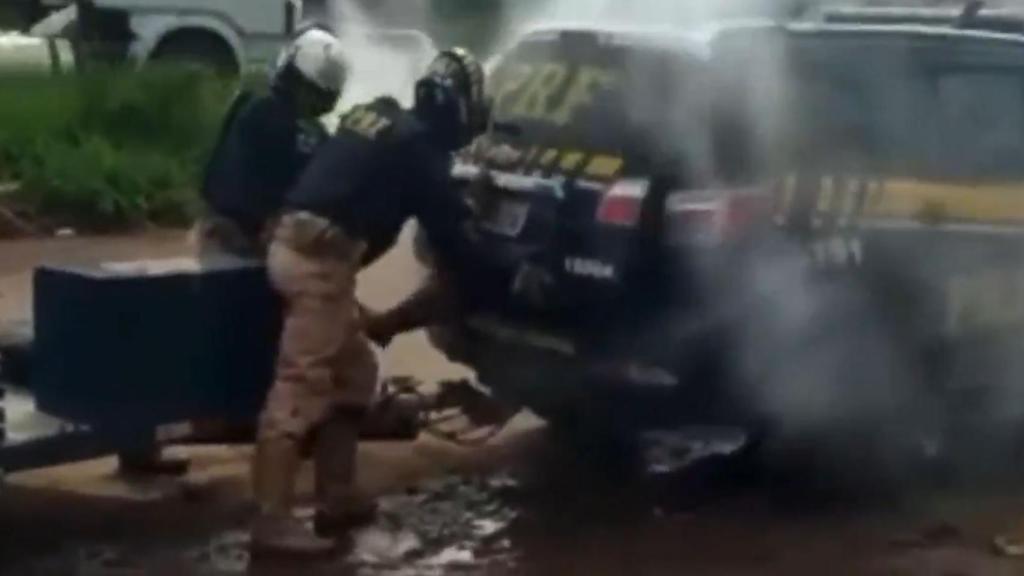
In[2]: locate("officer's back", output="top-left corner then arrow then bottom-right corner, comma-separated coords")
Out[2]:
194,27 -> 347,258
202,93 -> 323,237
288,96 -> 456,266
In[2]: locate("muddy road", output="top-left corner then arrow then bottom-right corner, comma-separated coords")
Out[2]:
5,232 -> 1024,575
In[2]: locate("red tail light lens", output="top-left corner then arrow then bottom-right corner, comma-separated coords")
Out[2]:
666,190 -> 769,246
595,179 -> 649,227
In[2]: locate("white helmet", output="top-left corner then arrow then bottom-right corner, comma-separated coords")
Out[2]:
274,27 -> 348,94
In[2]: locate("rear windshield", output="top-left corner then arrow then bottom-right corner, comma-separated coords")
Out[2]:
484,31 -> 709,181
764,32 -> 1024,183
483,28 -> 1024,187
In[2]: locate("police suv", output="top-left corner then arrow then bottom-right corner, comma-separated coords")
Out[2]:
418,6 -> 1024,452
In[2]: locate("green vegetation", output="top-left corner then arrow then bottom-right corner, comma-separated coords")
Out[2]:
0,0 -> 528,231
0,68 -> 238,230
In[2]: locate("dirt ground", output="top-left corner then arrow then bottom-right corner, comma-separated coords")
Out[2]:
5,231 -> 1024,575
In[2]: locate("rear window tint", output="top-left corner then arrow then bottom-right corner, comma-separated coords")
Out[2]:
482,28 -> 1024,186
933,72 -> 1024,179
711,31 -> 1024,184
782,34 -> 1024,182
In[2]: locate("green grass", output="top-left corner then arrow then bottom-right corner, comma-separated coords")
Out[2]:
0,68 -> 239,230
0,0 -> 521,231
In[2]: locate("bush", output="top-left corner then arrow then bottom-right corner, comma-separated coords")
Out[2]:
0,67 -> 237,230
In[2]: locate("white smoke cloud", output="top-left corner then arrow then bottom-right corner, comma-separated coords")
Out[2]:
321,0 -> 436,126
497,0 -> 800,48
314,0 -> 1024,483
490,0 -> 1024,485
511,0 -> 781,24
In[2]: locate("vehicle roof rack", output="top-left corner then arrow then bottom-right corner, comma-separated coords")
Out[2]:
820,3 -> 1024,35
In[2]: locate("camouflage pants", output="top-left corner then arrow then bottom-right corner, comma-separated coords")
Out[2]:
257,212 -> 379,442
191,214 -> 267,259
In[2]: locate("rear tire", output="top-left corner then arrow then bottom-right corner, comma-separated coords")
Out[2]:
537,393 -> 646,480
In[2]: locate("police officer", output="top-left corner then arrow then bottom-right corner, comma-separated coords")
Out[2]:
250,47 -> 534,555
125,29 -> 345,474
194,27 -> 348,258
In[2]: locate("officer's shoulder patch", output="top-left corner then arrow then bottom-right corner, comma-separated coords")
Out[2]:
340,104 -> 394,140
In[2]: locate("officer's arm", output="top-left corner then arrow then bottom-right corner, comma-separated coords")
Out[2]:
362,143 -> 485,346
363,273 -> 459,347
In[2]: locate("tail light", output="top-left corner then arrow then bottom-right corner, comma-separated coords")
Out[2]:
665,190 -> 767,246
595,179 -> 650,227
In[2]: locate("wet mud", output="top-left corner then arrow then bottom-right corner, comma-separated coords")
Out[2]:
7,430 -> 1024,576
6,235 -> 1024,575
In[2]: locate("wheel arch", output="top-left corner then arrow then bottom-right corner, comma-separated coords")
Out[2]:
130,14 -> 244,71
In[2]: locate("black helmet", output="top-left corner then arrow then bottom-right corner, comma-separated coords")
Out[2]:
414,47 -> 487,150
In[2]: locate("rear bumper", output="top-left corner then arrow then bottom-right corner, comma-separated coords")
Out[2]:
428,313 -> 740,426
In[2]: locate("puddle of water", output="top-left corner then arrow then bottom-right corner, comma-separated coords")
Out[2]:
7,533 -> 253,576
25,472 -> 526,575
185,530 -> 252,574
4,428 -> 764,576
349,473 -> 520,575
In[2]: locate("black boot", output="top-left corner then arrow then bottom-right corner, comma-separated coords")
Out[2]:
251,437 -> 336,556
314,411 -> 377,537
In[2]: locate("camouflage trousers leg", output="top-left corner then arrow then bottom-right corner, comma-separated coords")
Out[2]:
251,229 -> 378,547
258,236 -> 379,443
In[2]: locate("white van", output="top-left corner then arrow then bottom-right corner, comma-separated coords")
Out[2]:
0,30 -> 74,74
30,0 -> 302,73
29,0 -> 438,88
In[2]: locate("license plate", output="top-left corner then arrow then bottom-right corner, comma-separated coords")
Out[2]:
481,199 -> 530,237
